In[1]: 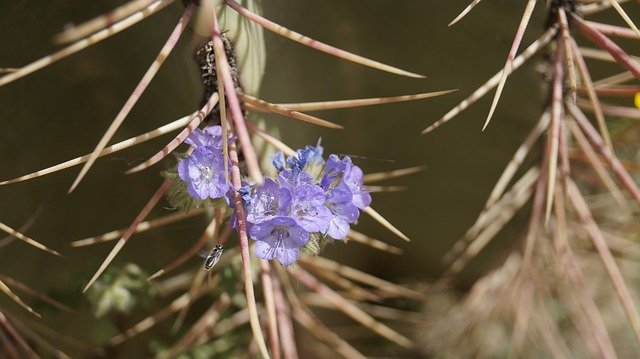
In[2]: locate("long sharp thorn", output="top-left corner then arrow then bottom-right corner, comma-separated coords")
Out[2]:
449,0 -> 484,26
125,93 -> 219,174
239,93 -> 343,129
210,7 -> 270,358
482,0 -> 537,131
0,0 -> 174,88
224,0 -> 424,78
364,206 -> 410,241
568,180 -> 640,346
545,39 -> 564,225
69,5 -> 193,192
83,180 -> 170,293
422,27 -> 556,134
0,221 -> 62,257
0,113 -> 193,186
605,0 -> 640,39
55,0 -> 159,43
573,15 -> 640,80
0,280 -> 41,318
274,90 -> 457,112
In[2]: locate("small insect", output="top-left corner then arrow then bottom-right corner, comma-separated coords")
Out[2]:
202,244 -> 224,271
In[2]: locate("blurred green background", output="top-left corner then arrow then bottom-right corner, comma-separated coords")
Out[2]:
0,0 -> 633,354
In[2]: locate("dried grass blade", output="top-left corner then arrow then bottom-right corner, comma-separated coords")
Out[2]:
275,90 -> 457,111
347,230 -> 403,255
363,206 -> 409,242
567,179 -> 640,346
54,0 -> 159,43
0,113 -> 194,186
0,221 -> 62,257
449,0 -> 484,26
83,180 -> 170,292
293,268 -> 413,349
240,93 -> 343,129
482,0 -> 537,131
0,0 -> 174,88
422,27 -> 556,134
69,5 -> 193,191
125,93 -> 219,174
0,279 -> 40,318
224,0 -> 424,78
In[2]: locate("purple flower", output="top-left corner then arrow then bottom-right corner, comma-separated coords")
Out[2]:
250,216 -> 309,266
271,152 -> 286,172
286,145 -> 324,172
324,183 -> 360,240
178,146 -> 230,200
298,144 -> 324,168
341,164 -> 371,209
320,154 -> 352,190
245,178 -> 291,224
289,184 -> 332,233
320,154 -> 370,209
271,144 -> 324,174
277,169 -> 313,191
185,126 -> 223,149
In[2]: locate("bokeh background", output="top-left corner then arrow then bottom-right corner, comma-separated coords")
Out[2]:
0,0 -> 635,355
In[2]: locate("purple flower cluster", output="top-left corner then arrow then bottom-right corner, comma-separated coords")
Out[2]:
177,126 -> 231,200
244,145 -> 371,266
176,129 -> 371,267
